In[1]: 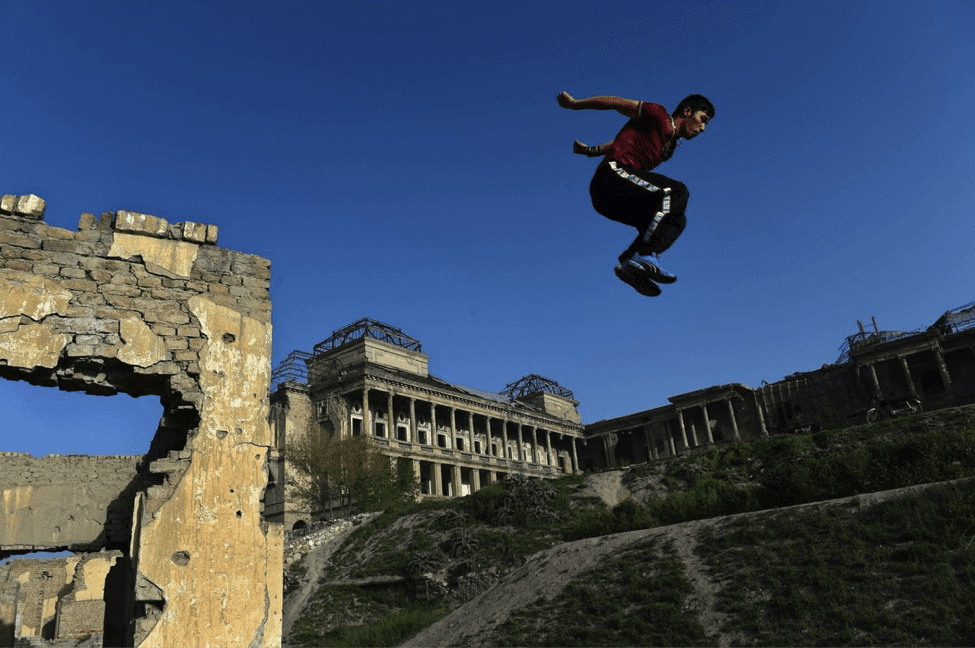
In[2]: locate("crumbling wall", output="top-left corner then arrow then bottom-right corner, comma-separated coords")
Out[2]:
0,551 -> 121,645
0,194 -> 281,647
0,454 -> 142,556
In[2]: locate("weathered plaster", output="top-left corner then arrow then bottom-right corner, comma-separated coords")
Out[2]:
0,323 -> 70,368
138,296 -> 281,647
118,315 -> 169,367
109,231 -> 199,278
0,274 -> 72,321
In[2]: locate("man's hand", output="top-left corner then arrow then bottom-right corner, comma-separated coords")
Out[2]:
557,91 -> 578,109
573,140 -> 609,157
572,139 -> 589,154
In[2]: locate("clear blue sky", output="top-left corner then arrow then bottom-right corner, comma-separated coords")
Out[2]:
2,0 -> 973,457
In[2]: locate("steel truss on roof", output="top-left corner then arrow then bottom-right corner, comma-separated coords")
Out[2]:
932,301 -> 975,334
270,350 -> 312,391
835,299 -> 975,364
313,318 -> 422,355
501,373 -> 575,400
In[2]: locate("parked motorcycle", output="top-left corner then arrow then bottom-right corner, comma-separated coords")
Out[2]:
865,396 -> 922,424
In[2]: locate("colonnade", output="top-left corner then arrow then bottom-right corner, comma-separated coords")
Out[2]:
592,393 -> 751,469
860,350 -> 953,401
343,384 -> 583,497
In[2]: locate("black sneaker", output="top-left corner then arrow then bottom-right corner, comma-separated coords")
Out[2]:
614,261 -> 661,297
628,252 -> 677,284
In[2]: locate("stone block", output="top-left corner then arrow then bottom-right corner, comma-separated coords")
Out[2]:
60,267 -> 87,279
46,226 -> 77,240
43,239 -> 93,256
181,221 -> 207,243
115,210 -> 169,238
0,194 -> 17,213
15,194 -> 46,219
0,230 -> 43,249
78,212 -> 98,230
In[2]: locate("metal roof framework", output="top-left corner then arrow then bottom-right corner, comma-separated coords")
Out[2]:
313,318 -> 422,355
270,350 -> 312,391
835,299 -> 975,364
501,374 -> 575,400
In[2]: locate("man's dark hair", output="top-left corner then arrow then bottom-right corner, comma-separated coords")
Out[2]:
673,94 -> 715,119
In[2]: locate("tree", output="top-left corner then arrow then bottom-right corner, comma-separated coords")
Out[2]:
286,421 -> 418,518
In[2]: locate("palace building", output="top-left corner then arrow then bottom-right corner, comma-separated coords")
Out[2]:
264,319 -> 586,527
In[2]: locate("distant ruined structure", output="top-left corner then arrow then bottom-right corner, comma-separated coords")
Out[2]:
266,319 -> 585,528
585,304 -> 975,468
270,304 -> 975,523
0,194 -> 281,647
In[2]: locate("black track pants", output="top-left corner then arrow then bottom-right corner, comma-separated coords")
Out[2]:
589,161 -> 688,254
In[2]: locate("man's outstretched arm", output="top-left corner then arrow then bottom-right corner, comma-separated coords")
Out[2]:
573,139 -> 612,157
557,91 -> 640,119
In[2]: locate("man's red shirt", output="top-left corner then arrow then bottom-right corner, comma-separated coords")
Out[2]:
604,102 -> 676,171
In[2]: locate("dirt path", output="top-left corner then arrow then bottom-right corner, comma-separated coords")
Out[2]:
400,478 -> 975,647
281,524 -> 360,647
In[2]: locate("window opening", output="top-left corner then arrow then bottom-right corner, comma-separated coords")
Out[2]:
0,380 -> 162,456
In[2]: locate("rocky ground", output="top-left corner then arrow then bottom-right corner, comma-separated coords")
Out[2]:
281,513 -> 381,644
401,479 -> 971,648
281,405 -> 975,646
283,477 -> 974,647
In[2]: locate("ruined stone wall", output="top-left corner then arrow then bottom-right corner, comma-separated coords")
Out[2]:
0,194 -> 281,647
0,453 -> 142,556
0,551 -> 121,645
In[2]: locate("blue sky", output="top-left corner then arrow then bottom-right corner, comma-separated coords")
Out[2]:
1,0 -> 973,457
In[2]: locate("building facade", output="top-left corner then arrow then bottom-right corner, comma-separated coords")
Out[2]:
267,303 -> 975,526
265,319 -> 586,528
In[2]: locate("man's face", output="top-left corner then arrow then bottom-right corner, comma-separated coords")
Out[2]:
681,109 -> 710,139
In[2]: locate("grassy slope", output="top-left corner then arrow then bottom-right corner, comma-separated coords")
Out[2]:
288,404 -> 975,647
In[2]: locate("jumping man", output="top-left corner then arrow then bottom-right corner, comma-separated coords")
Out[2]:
557,91 -> 714,296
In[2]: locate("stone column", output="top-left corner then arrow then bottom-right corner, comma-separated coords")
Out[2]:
501,418 -> 510,460
643,423 -> 654,460
934,348 -> 954,395
543,429 -> 552,465
701,404 -> 713,445
386,391 -> 394,438
676,410 -> 690,450
450,407 -> 457,440
668,430 -> 677,456
531,426 -> 539,463
432,461 -> 443,497
412,459 -> 421,493
516,424 -> 525,461
409,398 -> 416,443
452,465 -> 462,498
473,468 -> 481,492
865,363 -> 882,399
602,435 -> 614,468
754,393 -> 769,437
483,416 -> 491,456
362,386 -> 371,437
571,436 -> 580,473
900,357 -> 919,397
726,399 -> 740,441
429,403 -> 437,446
